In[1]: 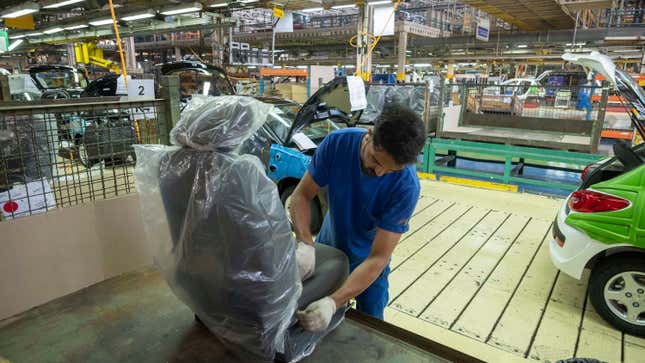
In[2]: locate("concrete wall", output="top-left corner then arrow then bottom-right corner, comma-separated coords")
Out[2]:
0,194 -> 152,321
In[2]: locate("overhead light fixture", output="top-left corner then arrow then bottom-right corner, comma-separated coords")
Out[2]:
301,7 -> 323,12
64,24 -> 88,30
517,44 -> 528,48
8,39 -> 24,51
44,27 -> 64,34
161,2 -> 203,15
25,32 -> 44,37
121,10 -> 156,21
42,0 -> 85,9
1,2 -> 40,18
239,0 -> 259,3
9,34 -> 27,39
89,18 -> 114,26
367,1 -> 391,5
331,4 -> 356,9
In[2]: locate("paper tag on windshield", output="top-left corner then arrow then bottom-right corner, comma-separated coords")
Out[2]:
115,75 -> 131,95
292,132 -> 317,150
346,76 -> 367,111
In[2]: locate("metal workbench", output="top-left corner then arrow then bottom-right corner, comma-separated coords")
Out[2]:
0,268 -> 481,363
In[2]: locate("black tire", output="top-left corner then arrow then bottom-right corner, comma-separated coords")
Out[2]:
280,185 -> 323,235
77,143 -> 99,168
589,255 -> 645,337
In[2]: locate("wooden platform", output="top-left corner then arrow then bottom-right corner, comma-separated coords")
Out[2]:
385,180 -> 645,362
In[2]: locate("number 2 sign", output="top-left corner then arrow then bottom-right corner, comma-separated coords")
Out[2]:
127,79 -> 155,119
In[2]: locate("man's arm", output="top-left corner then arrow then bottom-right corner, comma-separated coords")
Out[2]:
290,171 -> 320,246
329,228 -> 401,308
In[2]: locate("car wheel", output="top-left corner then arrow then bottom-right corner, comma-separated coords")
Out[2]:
280,185 -> 323,235
589,255 -> 645,337
78,143 -> 99,169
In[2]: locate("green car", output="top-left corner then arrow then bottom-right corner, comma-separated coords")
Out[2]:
551,52 -> 645,336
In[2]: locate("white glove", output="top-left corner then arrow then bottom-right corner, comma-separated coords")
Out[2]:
297,296 -> 337,332
296,241 -> 315,281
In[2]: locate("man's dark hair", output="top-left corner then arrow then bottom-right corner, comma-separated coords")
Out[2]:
373,104 -> 426,165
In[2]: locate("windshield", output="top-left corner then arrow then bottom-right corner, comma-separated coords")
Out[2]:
170,69 -> 235,98
33,69 -> 87,89
299,119 -> 344,143
265,103 -> 299,143
265,102 -> 345,146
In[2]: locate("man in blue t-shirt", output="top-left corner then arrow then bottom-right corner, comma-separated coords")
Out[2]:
293,104 -> 425,332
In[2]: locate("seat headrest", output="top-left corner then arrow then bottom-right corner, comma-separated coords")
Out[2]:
170,96 -> 273,151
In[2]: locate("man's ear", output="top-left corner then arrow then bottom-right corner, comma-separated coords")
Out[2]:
366,128 -> 373,137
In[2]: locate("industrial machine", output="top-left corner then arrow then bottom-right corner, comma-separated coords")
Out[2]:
74,42 -> 122,75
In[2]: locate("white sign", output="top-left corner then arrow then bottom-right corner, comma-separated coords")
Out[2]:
0,179 -> 56,220
346,76 -> 367,112
127,79 -> 155,119
476,17 -> 490,42
275,11 -> 294,33
127,79 -> 155,98
372,5 -> 395,36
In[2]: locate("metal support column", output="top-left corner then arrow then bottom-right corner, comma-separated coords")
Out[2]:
124,37 -> 137,74
356,2 -> 366,75
365,4 -> 374,80
174,47 -> 181,61
396,31 -> 407,82
66,44 -> 76,67
212,22 -> 225,67
158,75 -> 181,144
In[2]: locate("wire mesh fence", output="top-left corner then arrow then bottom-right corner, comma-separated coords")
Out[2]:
463,83 -> 604,121
0,97 -> 168,221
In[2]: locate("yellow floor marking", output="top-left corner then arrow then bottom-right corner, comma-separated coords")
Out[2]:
417,172 -> 437,180
390,203 -> 471,270
384,308 -> 528,363
404,199 -> 453,243
575,304 -> 622,363
487,242 -> 559,356
624,334 -> 645,363
451,219 -> 552,342
527,271 -> 590,362
389,209 -> 506,315
439,175 -> 519,193
418,180 -> 562,220
420,214 -> 531,329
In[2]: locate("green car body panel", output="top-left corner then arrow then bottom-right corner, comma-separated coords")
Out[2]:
565,164 -> 645,248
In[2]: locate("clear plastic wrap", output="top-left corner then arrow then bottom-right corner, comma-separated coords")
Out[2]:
361,85 -> 427,124
135,96 -> 301,361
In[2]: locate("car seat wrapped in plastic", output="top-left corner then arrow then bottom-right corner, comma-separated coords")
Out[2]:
134,96 -> 347,362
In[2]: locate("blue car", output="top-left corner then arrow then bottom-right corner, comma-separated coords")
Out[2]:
242,77 -> 366,233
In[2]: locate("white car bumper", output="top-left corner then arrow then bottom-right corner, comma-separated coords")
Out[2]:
549,195 -> 618,280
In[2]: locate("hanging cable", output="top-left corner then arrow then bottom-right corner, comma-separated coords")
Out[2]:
107,0 -> 128,86
353,0 -> 403,79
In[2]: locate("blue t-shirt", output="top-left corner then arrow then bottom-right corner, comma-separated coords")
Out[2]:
308,128 -> 420,267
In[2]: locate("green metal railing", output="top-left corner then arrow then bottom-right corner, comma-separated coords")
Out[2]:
421,138 -> 606,192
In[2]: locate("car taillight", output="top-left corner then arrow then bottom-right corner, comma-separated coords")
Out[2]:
568,190 -> 630,213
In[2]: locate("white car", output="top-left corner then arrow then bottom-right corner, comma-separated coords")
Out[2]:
483,78 -> 544,100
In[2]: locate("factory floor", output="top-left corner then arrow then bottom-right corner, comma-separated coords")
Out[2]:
385,179 -> 645,362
